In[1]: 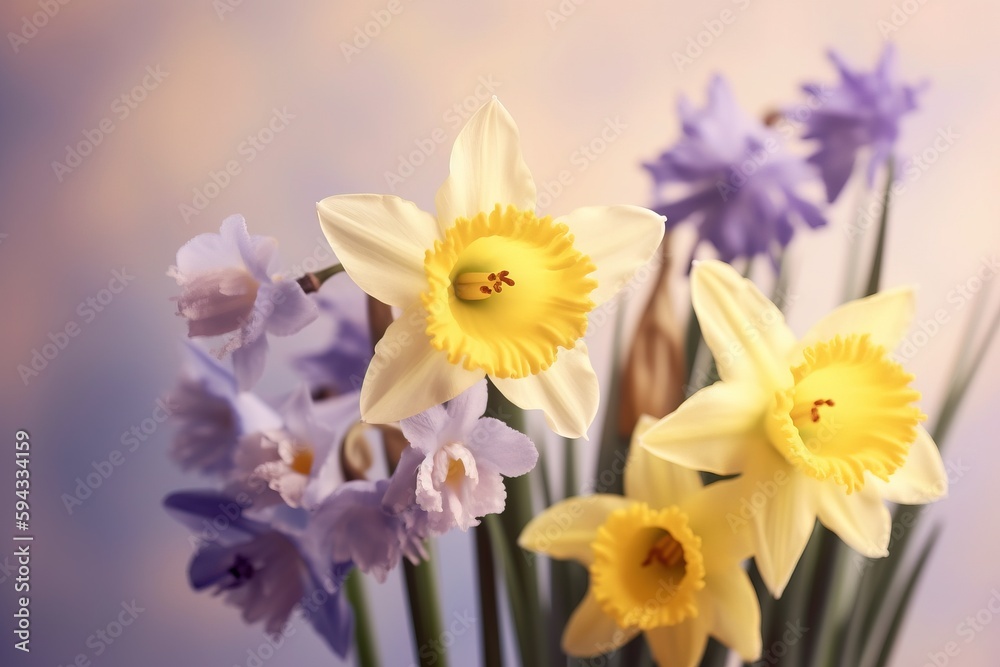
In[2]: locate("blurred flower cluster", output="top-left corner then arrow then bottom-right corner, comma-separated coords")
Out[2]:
161,45 -> 994,667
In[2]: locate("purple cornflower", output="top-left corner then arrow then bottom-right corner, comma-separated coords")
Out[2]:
164,491 -> 353,658
644,76 -> 826,267
383,380 -> 538,532
801,45 -> 924,202
169,215 -> 319,390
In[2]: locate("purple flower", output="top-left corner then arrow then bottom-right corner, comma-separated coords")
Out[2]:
164,491 -> 353,658
644,76 -> 826,266
383,381 -> 538,532
801,45 -> 924,202
169,215 -> 319,390
228,386 -> 358,510
168,342 -> 281,475
309,479 -> 430,583
294,281 -> 371,398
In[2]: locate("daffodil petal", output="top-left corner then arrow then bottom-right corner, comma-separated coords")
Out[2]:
640,381 -> 767,476
491,341 -> 598,439
360,304 -> 485,424
562,589 -> 640,658
691,260 -> 796,386
557,205 -> 666,306
745,462 -> 818,598
681,477 -> 755,572
317,195 -> 440,308
518,495 -> 632,565
626,415 -> 702,508
434,98 -> 536,230
874,425 -> 948,504
645,613 -> 712,667
797,286 -> 915,355
704,569 -> 762,662
815,480 -> 890,558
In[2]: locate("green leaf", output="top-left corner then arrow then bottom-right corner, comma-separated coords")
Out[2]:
868,526 -> 942,667
484,514 -> 534,664
863,158 -> 896,298
475,524 -> 503,667
402,545 -> 449,667
933,294 -> 1000,445
345,569 -> 380,667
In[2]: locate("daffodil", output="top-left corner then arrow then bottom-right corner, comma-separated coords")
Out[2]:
316,98 -> 664,438
641,260 -> 948,597
519,417 -> 760,666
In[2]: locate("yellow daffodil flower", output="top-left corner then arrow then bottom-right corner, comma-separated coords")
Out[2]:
316,98 -> 664,438
641,260 -> 949,597
519,417 -> 761,666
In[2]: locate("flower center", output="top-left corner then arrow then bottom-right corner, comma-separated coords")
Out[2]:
445,457 -> 467,487
224,554 -> 255,588
766,334 -> 926,493
589,503 -> 705,630
289,446 -> 314,475
422,205 -> 597,379
454,270 -> 516,300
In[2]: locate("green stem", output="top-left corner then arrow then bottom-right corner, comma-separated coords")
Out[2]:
563,436 -> 578,499
550,435 -> 583,665
487,381 -> 545,667
403,548 -> 449,667
534,429 -> 554,510
297,263 -> 346,293
696,638 -> 729,667
747,562 -> 774,659
620,636 -> 648,666
863,158 -> 895,298
345,570 -> 380,667
362,295 -> 446,667
594,307 -> 629,496
475,525 -> 503,667
682,298 -> 703,393
810,537 -> 852,667
780,524 -> 823,665
484,514 -> 535,665
840,182 -> 873,303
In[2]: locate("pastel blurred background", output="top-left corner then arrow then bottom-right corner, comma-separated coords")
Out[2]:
1,0 -> 997,665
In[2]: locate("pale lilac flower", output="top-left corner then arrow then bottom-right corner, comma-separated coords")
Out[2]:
294,282 -> 371,399
644,76 -> 826,266
169,215 -> 319,390
228,386 -> 358,509
384,381 -> 538,532
801,45 -> 924,202
310,479 -> 430,583
164,491 -> 353,657
168,341 -> 281,475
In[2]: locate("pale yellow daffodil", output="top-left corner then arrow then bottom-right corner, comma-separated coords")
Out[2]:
519,417 -> 761,666
641,260 -> 948,597
317,98 -> 664,438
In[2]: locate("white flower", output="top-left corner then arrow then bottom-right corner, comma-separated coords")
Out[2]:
317,98 -> 664,437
